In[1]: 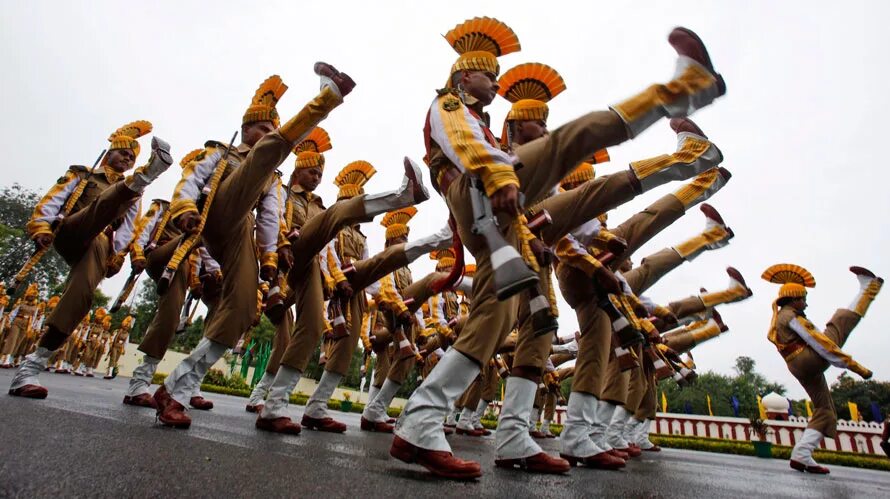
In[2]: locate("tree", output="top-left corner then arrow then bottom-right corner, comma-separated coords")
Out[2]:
830,372 -> 890,422
126,280 -> 159,345
0,184 -> 69,298
659,356 -> 786,417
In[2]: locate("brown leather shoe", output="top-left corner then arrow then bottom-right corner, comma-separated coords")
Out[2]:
642,444 -> 662,452
608,448 -> 630,460
670,117 -> 707,137
790,459 -> 830,474
390,435 -> 481,480
668,27 -> 725,95
615,446 -> 642,458
386,417 -> 397,424
8,384 -> 48,399
403,158 -> 430,204
157,399 -> 191,429
443,425 -> 455,436
313,62 -> 356,97
256,416 -> 301,435
245,403 -> 264,413
456,427 -> 486,437
700,203 -> 725,225
301,414 -> 347,433
850,266 -> 881,281
361,417 -> 394,433
152,385 -> 173,413
123,393 -> 157,408
561,451 -> 626,470
189,396 -> 214,410
264,292 -> 286,323
495,452 -> 570,474
529,430 -> 548,439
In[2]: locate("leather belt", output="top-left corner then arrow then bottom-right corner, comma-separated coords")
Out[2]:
436,166 -> 461,195
778,340 -> 805,361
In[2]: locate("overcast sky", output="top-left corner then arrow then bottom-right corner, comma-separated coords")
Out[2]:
2,1 -> 888,400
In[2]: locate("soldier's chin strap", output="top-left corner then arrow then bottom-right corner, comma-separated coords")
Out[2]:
431,216 -> 464,293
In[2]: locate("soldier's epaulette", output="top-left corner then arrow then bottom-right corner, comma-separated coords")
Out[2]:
60,165 -> 89,183
434,89 -> 463,113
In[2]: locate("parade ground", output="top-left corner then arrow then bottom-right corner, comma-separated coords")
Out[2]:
1,371 -> 888,498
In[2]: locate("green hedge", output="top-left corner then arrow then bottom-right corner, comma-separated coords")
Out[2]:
650,434 -> 890,471
140,377 -> 890,471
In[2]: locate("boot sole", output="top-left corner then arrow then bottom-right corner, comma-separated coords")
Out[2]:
303,422 -> 346,433
158,417 -> 191,429
560,453 -> 625,470
669,27 -> 726,96
8,387 -> 48,399
390,441 -> 481,479
494,459 -> 570,474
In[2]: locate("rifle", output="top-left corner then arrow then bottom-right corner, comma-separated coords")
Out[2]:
468,179 -> 538,300
9,149 -> 106,296
110,270 -> 141,313
392,298 -> 421,361
157,131 -> 238,294
175,291 -> 199,335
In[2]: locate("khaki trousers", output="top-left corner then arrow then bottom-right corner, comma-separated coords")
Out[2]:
382,271 -> 446,384
625,354 -> 648,412
203,88 -> 340,348
0,319 -> 26,356
663,330 -> 697,353
634,369 -> 658,420
623,247 -> 685,296
481,361 -> 499,401
372,345 -> 392,389
64,339 -> 81,366
325,244 -> 409,376
564,195 -> 685,399
264,308 -> 294,376
446,111 -> 629,367
787,309 -> 860,437
667,296 -> 707,320
543,391 -> 557,420
45,182 -> 140,339
137,238 -> 189,359
279,196 -> 369,371
457,378 -> 482,411
533,385 -> 545,409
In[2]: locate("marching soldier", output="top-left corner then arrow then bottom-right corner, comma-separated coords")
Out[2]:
105,316 -> 133,379
394,16 -> 728,478
9,121 -> 173,398
154,66 -> 359,428
763,264 -> 882,474
126,146 -> 280,410
303,176 -> 452,432
55,313 -> 89,374
77,307 -> 108,377
1,284 -> 40,368
362,245 -> 469,432
13,300 -> 45,364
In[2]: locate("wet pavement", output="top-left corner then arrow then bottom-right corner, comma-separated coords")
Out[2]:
1,370 -> 888,498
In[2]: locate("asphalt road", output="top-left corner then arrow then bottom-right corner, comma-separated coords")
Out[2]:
1,370 -> 888,498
